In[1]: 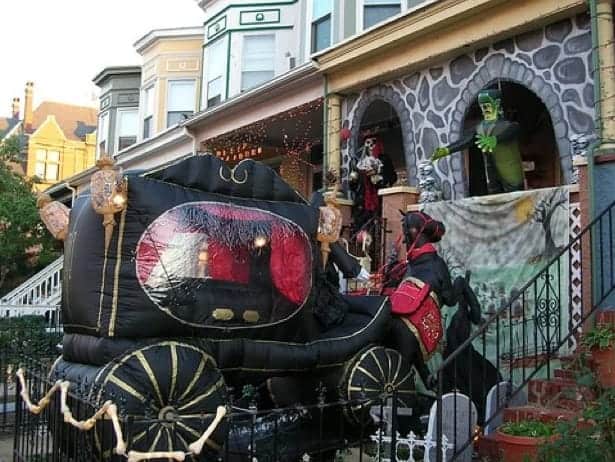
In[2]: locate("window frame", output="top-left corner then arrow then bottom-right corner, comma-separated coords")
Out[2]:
34,148 -> 60,182
358,0 -> 403,31
97,111 -> 109,157
309,0 -> 333,54
142,85 -> 155,140
205,36 -> 227,108
240,33 -> 276,92
166,79 -> 196,128
115,107 -> 138,153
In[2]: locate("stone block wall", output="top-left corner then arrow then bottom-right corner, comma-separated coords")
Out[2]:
341,13 -> 595,200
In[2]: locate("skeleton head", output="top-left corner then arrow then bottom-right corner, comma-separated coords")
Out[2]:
364,137 -> 377,155
418,161 -> 434,178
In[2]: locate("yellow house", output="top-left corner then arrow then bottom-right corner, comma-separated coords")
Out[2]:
134,27 -> 203,141
22,84 -> 97,191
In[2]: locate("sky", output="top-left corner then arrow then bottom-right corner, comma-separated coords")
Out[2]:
0,0 -> 205,116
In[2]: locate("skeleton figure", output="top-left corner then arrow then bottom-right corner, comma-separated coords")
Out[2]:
349,134 -> 397,233
417,161 -> 442,203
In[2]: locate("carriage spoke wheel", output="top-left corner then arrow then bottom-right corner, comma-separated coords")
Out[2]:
341,346 -> 416,425
92,341 -> 227,460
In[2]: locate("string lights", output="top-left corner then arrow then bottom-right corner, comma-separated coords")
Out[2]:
205,99 -> 323,167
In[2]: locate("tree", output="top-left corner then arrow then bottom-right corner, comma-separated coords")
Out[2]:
0,136 -> 58,293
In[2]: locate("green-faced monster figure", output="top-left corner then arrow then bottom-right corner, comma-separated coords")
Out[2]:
431,89 -> 524,194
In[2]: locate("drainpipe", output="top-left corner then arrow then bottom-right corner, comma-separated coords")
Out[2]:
322,76 -> 329,193
588,0 -> 600,220
184,126 -> 198,154
64,183 -> 76,207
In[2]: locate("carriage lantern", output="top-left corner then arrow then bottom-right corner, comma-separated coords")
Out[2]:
90,156 -> 127,253
37,194 -> 70,241
317,192 -> 342,268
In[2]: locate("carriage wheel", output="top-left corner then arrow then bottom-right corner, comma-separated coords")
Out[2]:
340,346 -> 416,425
91,341 -> 227,460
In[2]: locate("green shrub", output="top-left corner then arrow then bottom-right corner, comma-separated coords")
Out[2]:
499,421 -> 555,438
0,315 -> 60,361
583,324 -> 615,350
539,389 -> 615,462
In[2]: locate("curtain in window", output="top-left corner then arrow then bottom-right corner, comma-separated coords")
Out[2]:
241,35 -> 275,91
207,38 -> 226,106
167,81 -> 195,127
118,110 -> 138,150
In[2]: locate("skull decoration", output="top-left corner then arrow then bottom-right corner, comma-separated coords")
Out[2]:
417,160 -> 442,203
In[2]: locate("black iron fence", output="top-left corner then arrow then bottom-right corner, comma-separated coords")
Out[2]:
14,359 -> 444,462
0,309 -> 62,432
432,200 -> 615,461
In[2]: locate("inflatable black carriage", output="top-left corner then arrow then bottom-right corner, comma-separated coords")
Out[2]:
51,155 -> 417,458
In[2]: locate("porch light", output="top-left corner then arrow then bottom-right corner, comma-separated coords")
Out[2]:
317,192 -> 343,268
90,156 -> 127,253
37,194 -> 70,241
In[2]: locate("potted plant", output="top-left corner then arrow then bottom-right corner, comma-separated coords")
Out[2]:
583,323 -> 615,388
496,420 -> 556,462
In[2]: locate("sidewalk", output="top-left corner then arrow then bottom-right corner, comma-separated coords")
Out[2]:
0,434 -> 12,462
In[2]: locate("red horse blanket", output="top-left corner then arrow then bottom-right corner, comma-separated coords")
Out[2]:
389,277 -> 443,360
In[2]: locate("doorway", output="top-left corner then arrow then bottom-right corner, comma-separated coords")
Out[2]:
463,82 -> 561,196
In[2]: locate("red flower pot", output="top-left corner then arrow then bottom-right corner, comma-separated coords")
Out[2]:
496,431 -> 554,462
591,346 -> 615,388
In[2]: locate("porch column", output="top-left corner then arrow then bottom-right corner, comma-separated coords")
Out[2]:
595,0 -> 615,153
592,0 -> 615,308
326,93 -> 342,191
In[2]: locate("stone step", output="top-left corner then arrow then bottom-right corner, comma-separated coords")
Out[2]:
596,309 -> 615,325
527,378 -> 595,406
554,368 -> 576,380
503,405 -> 577,424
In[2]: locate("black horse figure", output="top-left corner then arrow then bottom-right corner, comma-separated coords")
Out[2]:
442,274 -> 502,423
386,211 -> 467,388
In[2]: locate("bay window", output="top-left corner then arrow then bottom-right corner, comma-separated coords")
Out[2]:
167,80 -> 196,127
363,0 -> 401,29
311,0 -> 332,53
116,109 -> 138,151
241,34 -> 275,92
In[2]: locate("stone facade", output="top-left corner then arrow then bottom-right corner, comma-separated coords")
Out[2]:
341,14 -> 594,199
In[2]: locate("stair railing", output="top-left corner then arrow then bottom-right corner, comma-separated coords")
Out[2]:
0,256 -> 64,306
433,200 -> 615,461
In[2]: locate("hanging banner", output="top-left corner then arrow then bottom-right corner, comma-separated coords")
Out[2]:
422,187 -> 570,378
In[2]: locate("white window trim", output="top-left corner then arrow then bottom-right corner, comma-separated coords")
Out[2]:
141,83 -> 156,141
356,0 -> 404,32
115,107 -> 139,155
204,36 -> 228,108
97,111 -> 109,158
165,79 -> 197,128
306,0 -> 333,57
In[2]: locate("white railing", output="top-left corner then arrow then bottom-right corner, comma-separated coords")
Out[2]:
0,256 -> 63,307
0,304 -> 61,330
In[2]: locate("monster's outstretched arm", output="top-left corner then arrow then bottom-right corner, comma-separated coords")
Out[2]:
430,132 -> 475,162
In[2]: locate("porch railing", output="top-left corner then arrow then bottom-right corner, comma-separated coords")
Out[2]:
0,256 -> 63,307
433,199 -> 615,460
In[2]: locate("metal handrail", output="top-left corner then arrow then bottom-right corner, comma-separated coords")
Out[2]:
436,199 -> 615,375
434,199 -> 615,461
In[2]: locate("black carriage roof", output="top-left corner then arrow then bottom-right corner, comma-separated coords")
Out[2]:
135,154 -> 307,204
